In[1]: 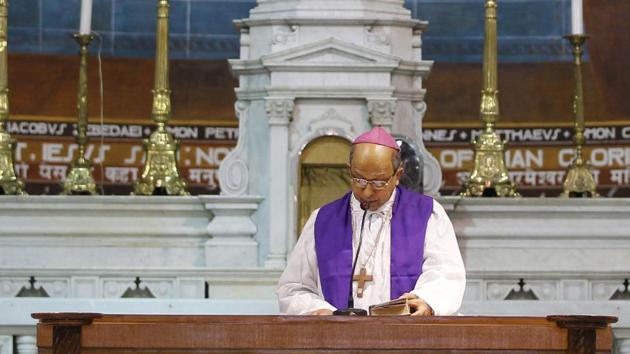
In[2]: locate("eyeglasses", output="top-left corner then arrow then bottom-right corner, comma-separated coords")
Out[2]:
351,174 -> 394,190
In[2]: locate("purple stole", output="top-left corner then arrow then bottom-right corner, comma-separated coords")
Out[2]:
314,187 -> 433,309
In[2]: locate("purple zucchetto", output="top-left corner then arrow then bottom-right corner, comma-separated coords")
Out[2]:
352,127 -> 400,151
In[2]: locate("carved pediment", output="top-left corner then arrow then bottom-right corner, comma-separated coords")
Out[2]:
262,38 -> 400,68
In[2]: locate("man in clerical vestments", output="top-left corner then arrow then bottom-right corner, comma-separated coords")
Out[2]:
277,127 -> 465,316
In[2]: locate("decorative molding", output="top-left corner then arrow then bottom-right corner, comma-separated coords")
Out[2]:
248,1 -> 412,20
265,86 -> 395,98
463,280 -> 483,301
261,37 -> 400,67
561,280 -> 588,301
202,196 -> 263,268
272,25 -> 299,46
364,26 -> 390,46
177,278 -> 206,299
527,281 -> 557,301
486,279 -> 573,301
592,281 -> 625,301
1,277 -> 66,298
69,276 -> 97,298
102,278 -> 153,298
219,101 -> 250,196
15,336 -> 37,354
0,275 -> 205,299
618,338 -> 630,354
266,99 -> 294,126
413,101 -> 442,195
290,108 -> 356,153
237,18 -> 425,30
412,27 -> 424,59
310,109 -> 356,136
461,277 -> 630,301
367,99 -> 396,130
0,279 -> 21,297
0,335 -> 11,354
487,281 -> 520,301
239,27 -> 250,59
36,278 -> 69,298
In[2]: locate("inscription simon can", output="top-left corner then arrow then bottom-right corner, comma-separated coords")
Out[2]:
424,122 -> 630,197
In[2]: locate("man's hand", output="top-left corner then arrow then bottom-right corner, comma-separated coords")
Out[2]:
309,308 -> 334,316
398,293 -> 434,316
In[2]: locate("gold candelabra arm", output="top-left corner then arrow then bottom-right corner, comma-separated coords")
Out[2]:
0,0 -> 25,195
62,34 -> 97,195
133,0 -> 188,196
560,34 -> 598,198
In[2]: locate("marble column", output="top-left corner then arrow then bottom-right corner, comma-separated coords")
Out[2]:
367,99 -> 396,132
264,99 -> 294,268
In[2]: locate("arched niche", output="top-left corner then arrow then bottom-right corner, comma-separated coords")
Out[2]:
298,136 -> 351,235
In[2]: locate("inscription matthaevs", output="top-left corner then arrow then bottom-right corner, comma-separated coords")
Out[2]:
424,122 -> 630,196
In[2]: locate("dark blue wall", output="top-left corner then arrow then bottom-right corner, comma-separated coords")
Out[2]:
8,0 -> 574,62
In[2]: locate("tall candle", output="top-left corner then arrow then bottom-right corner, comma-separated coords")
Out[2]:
571,0 -> 584,34
79,0 -> 93,35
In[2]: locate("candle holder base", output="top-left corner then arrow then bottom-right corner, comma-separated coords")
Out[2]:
62,158 -> 97,195
0,130 -> 26,195
461,130 -> 520,197
132,127 -> 189,196
560,160 -> 598,198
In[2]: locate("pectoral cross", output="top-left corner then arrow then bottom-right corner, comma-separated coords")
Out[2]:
352,267 -> 373,298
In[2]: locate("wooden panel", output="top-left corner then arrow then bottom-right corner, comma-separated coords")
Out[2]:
34,314 -> 615,353
423,62 -> 611,124
8,54 -> 237,123
8,54 -> 627,127
585,0 -> 630,119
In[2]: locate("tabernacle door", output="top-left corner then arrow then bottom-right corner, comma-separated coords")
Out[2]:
298,136 -> 351,235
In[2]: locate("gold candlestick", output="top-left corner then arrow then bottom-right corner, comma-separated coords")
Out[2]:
461,0 -> 519,197
560,35 -> 598,198
0,0 -> 25,195
133,0 -> 188,195
63,34 -> 97,195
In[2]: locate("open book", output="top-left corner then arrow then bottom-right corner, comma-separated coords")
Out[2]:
368,298 -> 414,316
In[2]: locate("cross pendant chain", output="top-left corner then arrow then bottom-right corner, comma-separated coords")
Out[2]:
352,267 -> 373,298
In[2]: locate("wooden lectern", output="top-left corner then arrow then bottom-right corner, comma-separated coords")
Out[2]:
32,313 -> 617,353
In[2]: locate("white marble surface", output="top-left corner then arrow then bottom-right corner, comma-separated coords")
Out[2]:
616,330 -> 630,354
1,195 -> 630,351
222,0 -> 439,268
0,336 -> 11,354
442,197 -> 630,275
0,195 -> 262,270
15,336 -> 36,354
